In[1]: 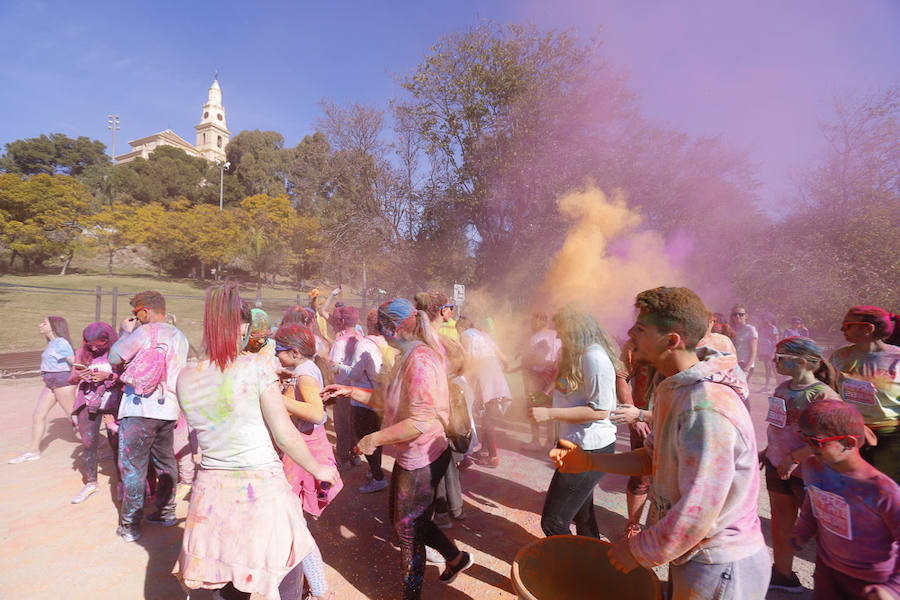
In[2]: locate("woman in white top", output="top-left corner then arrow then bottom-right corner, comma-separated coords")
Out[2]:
175,283 -> 338,600
9,316 -> 77,464
529,304 -> 619,538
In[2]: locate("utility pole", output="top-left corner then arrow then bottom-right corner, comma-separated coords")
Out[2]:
215,159 -> 231,280
107,115 -> 120,165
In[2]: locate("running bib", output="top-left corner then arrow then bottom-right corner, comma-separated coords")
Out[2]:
841,376 -> 877,406
766,396 -> 787,428
808,486 -> 852,540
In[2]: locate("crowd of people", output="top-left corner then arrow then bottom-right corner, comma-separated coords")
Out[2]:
7,284 -> 900,600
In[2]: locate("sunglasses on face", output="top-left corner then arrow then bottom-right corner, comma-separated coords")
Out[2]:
774,353 -> 804,363
440,304 -> 455,311
801,433 -> 859,449
131,306 -> 148,317
274,344 -> 292,354
732,312 -> 746,317
841,322 -> 872,331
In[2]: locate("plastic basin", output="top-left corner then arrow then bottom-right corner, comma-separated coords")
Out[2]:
511,535 -> 662,600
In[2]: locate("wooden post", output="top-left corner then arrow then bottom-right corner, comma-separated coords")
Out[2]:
111,287 -> 118,327
95,286 -> 102,321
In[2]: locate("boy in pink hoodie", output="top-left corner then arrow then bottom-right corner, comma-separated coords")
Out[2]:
552,287 -> 769,599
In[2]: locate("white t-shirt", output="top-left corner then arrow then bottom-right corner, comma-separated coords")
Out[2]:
553,344 -> 617,450
733,324 -> 759,369
177,353 -> 282,471
113,322 -> 189,420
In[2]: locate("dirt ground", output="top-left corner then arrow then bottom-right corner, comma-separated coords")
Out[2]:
0,375 -> 815,599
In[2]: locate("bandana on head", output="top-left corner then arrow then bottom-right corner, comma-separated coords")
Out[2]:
76,321 -> 117,364
377,298 -> 416,341
776,336 -> 824,361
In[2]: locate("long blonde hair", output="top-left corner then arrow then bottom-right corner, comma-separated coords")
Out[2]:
554,304 -> 623,393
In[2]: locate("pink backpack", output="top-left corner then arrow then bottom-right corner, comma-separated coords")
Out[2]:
121,325 -> 168,396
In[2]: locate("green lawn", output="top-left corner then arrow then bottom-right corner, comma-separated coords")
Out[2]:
0,273 -> 355,353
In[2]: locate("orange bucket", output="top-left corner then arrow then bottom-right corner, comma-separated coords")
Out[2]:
511,535 -> 662,600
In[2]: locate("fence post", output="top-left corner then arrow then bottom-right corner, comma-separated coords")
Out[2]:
111,287 -> 118,327
95,286 -> 102,321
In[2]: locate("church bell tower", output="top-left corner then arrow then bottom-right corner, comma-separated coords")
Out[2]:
195,74 -> 230,162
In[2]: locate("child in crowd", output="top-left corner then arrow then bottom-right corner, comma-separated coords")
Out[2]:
792,400 -> 900,600
761,337 -> 840,593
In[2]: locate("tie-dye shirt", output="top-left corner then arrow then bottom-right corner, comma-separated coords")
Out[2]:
793,457 -> 900,583
830,344 -> 900,427
628,349 -> 765,568
176,353 -> 282,471
383,342 -> 449,471
765,381 -> 840,472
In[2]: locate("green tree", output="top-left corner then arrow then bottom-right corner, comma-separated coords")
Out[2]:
0,173 -> 96,272
226,131 -> 290,199
84,203 -> 139,275
1,133 -> 109,176
117,146 -> 210,205
232,194 -> 297,298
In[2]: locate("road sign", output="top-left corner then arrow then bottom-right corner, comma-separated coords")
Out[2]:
453,284 -> 465,305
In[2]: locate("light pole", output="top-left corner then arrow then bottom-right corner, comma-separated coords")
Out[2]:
214,159 -> 231,280
107,115 -> 120,165
215,159 -> 231,211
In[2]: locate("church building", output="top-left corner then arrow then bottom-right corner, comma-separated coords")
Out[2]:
115,76 -> 231,164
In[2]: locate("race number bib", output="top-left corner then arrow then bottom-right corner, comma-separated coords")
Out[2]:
841,376 -> 878,406
808,486 -> 852,540
765,396 -> 787,428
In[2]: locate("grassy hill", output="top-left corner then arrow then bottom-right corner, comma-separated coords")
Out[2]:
0,273 -> 359,354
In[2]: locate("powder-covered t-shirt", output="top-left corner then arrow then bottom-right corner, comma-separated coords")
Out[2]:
112,322 -> 189,421
794,457 -> 900,583
733,324 -> 758,369
291,358 -> 327,433
177,353 -> 282,471
41,337 -> 73,373
765,381 -> 840,472
553,344 -> 617,451
830,344 -> 900,427
383,343 -> 449,470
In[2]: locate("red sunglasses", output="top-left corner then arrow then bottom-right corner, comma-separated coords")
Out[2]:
802,433 -> 859,448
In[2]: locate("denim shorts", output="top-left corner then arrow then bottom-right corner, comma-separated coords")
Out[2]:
42,371 -> 72,390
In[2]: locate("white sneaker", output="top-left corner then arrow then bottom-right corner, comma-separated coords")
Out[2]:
71,483 -> 99,504
425,546 -> 446,564
359,478 -> 388,493
8,451 -> 40,464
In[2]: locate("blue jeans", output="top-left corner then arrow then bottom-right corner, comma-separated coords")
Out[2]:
540,441 -> 615,537
118,416 -> 177,527
668,546 -> 770,600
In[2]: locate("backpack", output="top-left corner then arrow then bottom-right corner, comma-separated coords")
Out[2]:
440,377 -> 473,454
120,325 -> 168,397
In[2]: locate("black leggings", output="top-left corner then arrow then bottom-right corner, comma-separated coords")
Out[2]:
352,405 -> 383,480
389,448 -> 460,600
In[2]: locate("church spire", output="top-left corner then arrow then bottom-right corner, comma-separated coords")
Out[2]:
195,74 -> 229,162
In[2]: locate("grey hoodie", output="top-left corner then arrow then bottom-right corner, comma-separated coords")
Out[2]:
628,349 -> 765,567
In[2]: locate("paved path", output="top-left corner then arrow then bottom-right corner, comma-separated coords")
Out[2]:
0,376 -> 815,599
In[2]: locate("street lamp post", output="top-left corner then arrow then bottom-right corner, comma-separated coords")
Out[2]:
107,115 -> 120,165
214,159 -> 231,280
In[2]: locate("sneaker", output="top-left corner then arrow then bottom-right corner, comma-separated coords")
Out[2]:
425,546 -> 446,565
359,478 -> 388,494
8,451 -> 40,464
769,568 -> 803,593
439,551 -> 474,583
145,512 -> 177,527
520,440 -> 544,453
433,511 -> 452,529
116,524 -> 141,542
473,454 -> 499,469
70,482 -> 99,504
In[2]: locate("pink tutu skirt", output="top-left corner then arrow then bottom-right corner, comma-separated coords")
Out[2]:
282,425 -> 343,517
174,467 -> 315,600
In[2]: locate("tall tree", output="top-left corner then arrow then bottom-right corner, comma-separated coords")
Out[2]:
226,130 -> 290,199
1,133 -> 109,176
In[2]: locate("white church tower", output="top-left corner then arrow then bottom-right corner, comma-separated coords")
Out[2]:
195,74 -> 230,162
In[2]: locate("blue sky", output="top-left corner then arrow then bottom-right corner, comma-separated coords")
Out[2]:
2,0 -> 898,205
